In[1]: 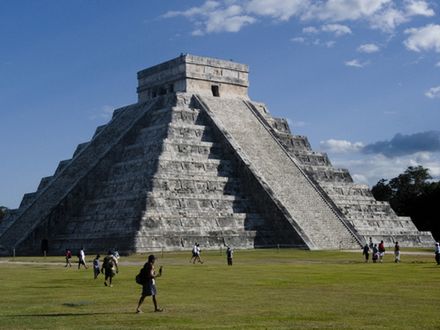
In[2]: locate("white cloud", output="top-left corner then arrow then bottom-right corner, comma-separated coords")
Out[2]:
320,139 -> 364,153
425,86 -> 440,99
163,1 -> 220,18
404,24 -> 440,53
164,1 -> 438,35
436,61 -> 440,68
369,7 -> 408,32
246,0 -> 308,21
357,43 -> 380,53
321,23 -> 352,36
303,0 -> 391,22
163,1 -> 256,35
404,0 -> 435,17
345,59 -> 369,68
303,26 -> 319,34
330,152 -> 440,187
291,36 -> 305,43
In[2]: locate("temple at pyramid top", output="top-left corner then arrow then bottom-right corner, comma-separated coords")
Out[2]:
137,54 -> 249,101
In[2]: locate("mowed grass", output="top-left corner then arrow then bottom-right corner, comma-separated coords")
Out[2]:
1,249 -> 439,329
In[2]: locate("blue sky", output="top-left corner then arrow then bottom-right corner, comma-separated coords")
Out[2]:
1,0 -> 439,209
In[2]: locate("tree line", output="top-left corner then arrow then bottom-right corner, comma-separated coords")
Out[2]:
372,166 -> 440,241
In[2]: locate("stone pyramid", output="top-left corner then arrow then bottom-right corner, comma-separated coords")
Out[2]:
0,55 -> 433,255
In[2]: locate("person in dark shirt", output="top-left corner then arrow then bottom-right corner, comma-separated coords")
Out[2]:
136,255 -> 163,313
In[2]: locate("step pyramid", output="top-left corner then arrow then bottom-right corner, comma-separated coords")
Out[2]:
0,55 -> 433,255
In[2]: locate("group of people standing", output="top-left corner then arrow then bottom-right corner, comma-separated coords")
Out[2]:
64,248 -> 120,286
362,239 -> 400,263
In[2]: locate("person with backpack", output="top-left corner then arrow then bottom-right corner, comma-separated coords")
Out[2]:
101,251 -> 119,287
136,254 -> 163,313
362,244 -> 370,263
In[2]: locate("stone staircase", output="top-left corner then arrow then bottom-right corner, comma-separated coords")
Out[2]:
197,95 -> 362,249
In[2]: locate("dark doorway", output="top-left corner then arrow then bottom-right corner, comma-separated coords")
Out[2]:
211,85 -> 220,97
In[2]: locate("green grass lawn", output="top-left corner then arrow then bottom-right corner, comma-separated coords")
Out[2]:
1,249 -> 439,329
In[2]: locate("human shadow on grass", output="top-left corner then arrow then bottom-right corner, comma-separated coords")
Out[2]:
5,312 -> 134,318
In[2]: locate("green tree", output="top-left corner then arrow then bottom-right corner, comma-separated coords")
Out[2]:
372,166 -> 439,240
371,178 -> 392,202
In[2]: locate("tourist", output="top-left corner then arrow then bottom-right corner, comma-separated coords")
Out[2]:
101,251 -> 119,287
64,248 -> 72,267
93,254 -> 101,279
193,243 -> 203,264
77,247 -> 88,269
372,244 -> 379,263
394,242 -> 400,263
435,242 -> 440,265
136,254 -> 163,313
368,237 -> 373,250
362,244 -> 370,263
41,239 -> 49,256
226,246 -> 233,266
190,243 -> 198,263
378,240 -> 385,263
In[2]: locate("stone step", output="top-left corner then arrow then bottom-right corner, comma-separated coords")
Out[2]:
155,158 -> 235,176
144,193 -> 252,212
275,133 -> 312,152
139,214 -> 266,232
107,157 -> 236,180
170,106 -> 203,125
294,152 -> 331,167
304,166 -> 353,183
19,192 -> 37,208
327,195 -> 377,203
98,173 -> 239,194
73,142 -> 90,158
37,176 -> 54,191
54,159 -> 72,175
166,122 -> 212,142
344,210 -> 397,219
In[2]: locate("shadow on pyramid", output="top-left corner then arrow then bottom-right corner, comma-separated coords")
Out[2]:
0,55 -> 434,255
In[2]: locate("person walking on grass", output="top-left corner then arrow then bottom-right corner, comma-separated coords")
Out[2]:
226,246 -> 233,266
378,240 -> 385,263
362,244 -> 370,263
64,248 -> 72,267
101,251 -> 119,287
394,242 -> 401,263
435,242 -> 440,265
372,244 -> 379,263
190,243 -> 198,263
78,247 -> 88,269
193,243 -> 203,264
93,254 -> 101,279
136,254 -> 163,313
